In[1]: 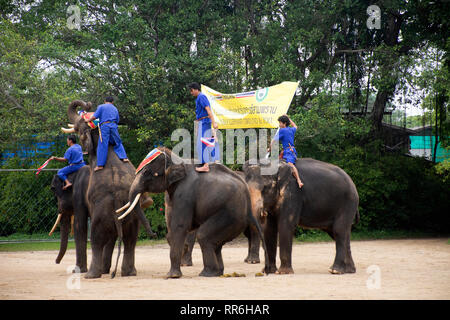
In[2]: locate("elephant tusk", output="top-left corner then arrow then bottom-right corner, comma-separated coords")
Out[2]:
67,123 -> 75,128
116,201 -> 131,214
49,213 -> 62,236
118,193 -> 141,220
61,127 -> 76,133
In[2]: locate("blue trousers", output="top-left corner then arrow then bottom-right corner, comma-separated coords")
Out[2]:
97,123 -> 128,167
282,147 -> 298,164
197,120 -> 220,164
57,163 -> 85,181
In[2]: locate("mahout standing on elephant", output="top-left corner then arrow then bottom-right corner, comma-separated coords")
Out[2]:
84,96 -> 129,172
243,158 -> 360,275
60,100 -> 156,278
117,147 -> 269,278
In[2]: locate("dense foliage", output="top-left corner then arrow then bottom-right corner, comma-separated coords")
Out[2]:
0,1 -> 449,237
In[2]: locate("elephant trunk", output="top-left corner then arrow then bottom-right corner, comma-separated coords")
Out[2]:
55,214 -> 71,264
116,176 -> 157,238
67,100 -> 93,124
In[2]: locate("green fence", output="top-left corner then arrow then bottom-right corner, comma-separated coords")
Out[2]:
410,136 -> 450,163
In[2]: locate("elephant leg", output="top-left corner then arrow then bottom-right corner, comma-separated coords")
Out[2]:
215,245 -> 224,274
277,217 -> 296,275
244,226 -> 260,264
263,213 -> 278,274
329,218 -> 350,274
121,219 -> 139,277
85,208 -> 115,279
166,211 -> 190,278
73,207 -> 88,273
85,219 -> 106,279
196,211 -> 243,277
181,230 -> 196,267
345,237 -> 356,273
102,236 -> 116,274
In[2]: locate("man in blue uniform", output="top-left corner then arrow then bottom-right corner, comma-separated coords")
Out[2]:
49,135 -> 85,190
85,96 -> 129,171
268,115 -> 304,188
188,82 -> 219,172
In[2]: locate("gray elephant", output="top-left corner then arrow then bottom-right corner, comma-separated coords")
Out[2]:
243,158 -> 360,275
60,100 -> 156,278
117,147 -> 268,278
50,165 -> 153,273
180,170 -> 261,266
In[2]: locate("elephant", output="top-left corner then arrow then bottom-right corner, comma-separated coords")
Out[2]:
49,165 -> 153,273
243,158 -> 360,275
50,166 -> 90,266
180,170 -> 262,266
60,100 -> 156,278
117,147 -> 269,278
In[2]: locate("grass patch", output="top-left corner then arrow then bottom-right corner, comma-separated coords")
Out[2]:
0,238 -> 167,252
293,229 -> 446,243
0,230 -> 447,252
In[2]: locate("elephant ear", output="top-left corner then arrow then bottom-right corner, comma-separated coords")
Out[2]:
165,164 -> 186,192
51,175 -> 65,199
276,162 -> 293,191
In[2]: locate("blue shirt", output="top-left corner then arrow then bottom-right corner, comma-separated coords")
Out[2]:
64,144 -> 84,164
275,127 -> 296,150
195,92 -> 211,122
93,103 -> 120,125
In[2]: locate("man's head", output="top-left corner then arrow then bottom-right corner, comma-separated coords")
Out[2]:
67,135 -> 77,146
278,115 -> 290,128
188,82 -> 201,97
104,96 -> 114,104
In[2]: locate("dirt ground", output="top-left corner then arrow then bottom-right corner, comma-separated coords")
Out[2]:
0,238 -> 449,300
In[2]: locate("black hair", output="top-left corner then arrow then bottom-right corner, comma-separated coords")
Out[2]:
278,115 -> 290,126
188,82 -> 201,91
105,96 -> 114,103
67,135 -> 77,144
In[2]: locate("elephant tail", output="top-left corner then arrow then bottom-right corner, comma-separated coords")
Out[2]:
111,213 -> 123,279
247,207 -> 270,273
353,208 -> 360,225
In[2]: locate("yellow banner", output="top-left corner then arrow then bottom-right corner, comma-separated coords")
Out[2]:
202,81 -> 299,129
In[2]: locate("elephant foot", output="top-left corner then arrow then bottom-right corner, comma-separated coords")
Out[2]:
84,269 -> 102,279
244,255 -> 260,264
328,265 -> 345,275
73,266 -> 88,273
345,265 -> 356,273
166,269 -> 182,279
121,266 -> 137,277
275,267 -> 294,275
263,265 -> 277,274
199,268 -> 223,277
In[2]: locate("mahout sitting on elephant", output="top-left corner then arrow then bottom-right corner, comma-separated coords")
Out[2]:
117,147 -> 269,278
243,158 -> 360,275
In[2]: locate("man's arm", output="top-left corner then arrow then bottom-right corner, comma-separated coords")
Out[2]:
49,156 -> 68,162
287,115 -> 297,129
267,129 -> 281,152
205,106 -> 218,130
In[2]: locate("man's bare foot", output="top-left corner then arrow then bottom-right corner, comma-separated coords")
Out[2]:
298,180 -> 304,189
94,166 -> 104,172
122,158 -> 129,162
195,164 -> 209,172
63,182 -> 72,190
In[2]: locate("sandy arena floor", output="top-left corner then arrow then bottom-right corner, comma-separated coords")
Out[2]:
0,238 -> 449,300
